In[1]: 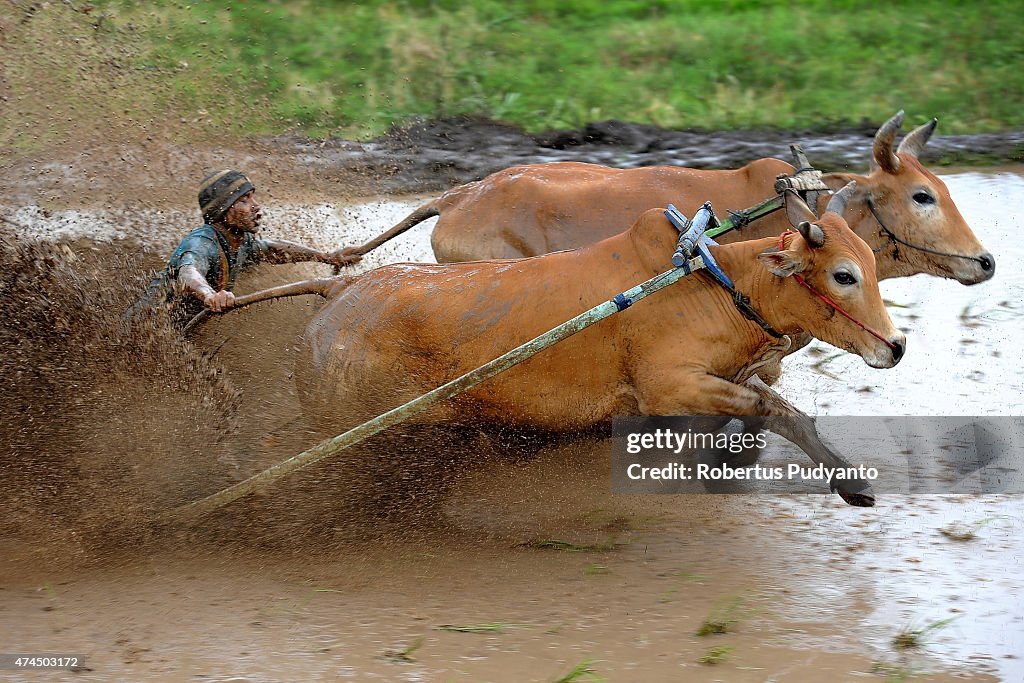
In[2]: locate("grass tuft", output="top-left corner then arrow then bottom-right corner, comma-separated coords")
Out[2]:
696,595 -> 754,636
869,661 -> 915,682
383,635 -> 424,663
940,515 -> 1012,541
521,539 -> 618,552
698,644 -> 735,665
891,616 -> 958,650
551,659 -> 606,683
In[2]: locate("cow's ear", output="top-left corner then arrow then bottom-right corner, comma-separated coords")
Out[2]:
758,249 -> 807,277
784,190 -> 817,227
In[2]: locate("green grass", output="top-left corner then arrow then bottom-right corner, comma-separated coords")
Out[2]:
656,566 -> 705,603
869,661 -> 915,682
891,616 -> 958,650
4,1 -> 1024,148
551,659 -> 606,683
696,594 -> 755,636
698,644 -> 735,665
521,538 -> 618,552
939,515 -> 1013,541
383,635 -> 425,663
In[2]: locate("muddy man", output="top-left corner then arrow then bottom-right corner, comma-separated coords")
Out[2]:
131,169 -> 360,326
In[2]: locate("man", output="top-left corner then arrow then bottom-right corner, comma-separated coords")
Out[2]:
132,169 -> 360,325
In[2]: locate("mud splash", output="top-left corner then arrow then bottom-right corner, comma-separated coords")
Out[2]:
0,229 -> 244,568
0,229 -> 470,567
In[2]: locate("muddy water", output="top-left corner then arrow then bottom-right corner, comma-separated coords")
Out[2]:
0,172 -> 1021,681
771,171 -> 1024,679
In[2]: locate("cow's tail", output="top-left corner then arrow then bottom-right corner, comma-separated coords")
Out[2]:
351,202 -> 440,256
181,275 -> 358,334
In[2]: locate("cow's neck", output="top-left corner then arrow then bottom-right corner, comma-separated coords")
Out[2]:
627,211 -> 688,273
708,240 -> 811,340
628,214 -> 823,342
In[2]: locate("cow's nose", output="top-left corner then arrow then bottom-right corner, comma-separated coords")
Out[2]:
978,253 -> 995,273
890,338 -> 905,364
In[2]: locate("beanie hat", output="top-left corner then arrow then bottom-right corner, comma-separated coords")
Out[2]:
198,169 -> 255,224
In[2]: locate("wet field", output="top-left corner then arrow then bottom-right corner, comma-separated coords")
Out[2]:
0,169 -> 1021,681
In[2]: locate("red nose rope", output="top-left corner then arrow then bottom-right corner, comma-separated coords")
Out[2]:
779,231 -> 899,351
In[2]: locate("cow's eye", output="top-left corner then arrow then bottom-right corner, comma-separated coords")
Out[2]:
833,271 -> 857,286
913,191 -> 935,205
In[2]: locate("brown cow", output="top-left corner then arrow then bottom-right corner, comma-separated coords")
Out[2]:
360,111 -> 993,285
297,186 -> 904,506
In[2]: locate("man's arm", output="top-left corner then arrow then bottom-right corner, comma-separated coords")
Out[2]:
177,264 -> 234,312
260,239 -> 362,268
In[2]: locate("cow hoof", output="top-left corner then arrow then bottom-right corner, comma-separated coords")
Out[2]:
831,477 -> 876,508
837,488 -> 876,507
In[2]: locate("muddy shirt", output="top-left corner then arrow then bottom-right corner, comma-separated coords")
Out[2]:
131,225 -> 269,324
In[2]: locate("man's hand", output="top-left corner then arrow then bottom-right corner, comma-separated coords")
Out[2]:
203,289 -> 236,312
327,246 -> 363,268
262,239 -> 363,268
179,264 -> 235,313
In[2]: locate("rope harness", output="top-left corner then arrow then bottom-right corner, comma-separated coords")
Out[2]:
668,201 -> 896,350
866,197 -> 988,268
665,204 -> 785,340
778,230 -> 898,351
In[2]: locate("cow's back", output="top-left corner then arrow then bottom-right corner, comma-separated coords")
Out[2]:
430,159 -> 794,262
296,248 -> 648,433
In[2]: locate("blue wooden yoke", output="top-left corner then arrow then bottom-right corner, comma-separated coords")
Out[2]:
664,203 -> 785,339
665,202 -> 735,289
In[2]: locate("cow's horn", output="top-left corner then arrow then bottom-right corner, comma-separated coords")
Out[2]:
797,220 -> 826,249
897,117 -> 938,158
825,181 -> 857,217
871,110 -> 904,173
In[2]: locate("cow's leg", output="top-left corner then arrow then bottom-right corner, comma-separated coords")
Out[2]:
753,357 -> 785,387
705,348 -> 791,467
706,368 -> 785,468
652,416 -> 740,494
742,377 -> 874,507
636,373 -> 873,506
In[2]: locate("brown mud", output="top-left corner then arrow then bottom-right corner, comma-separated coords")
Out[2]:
1,0 -> 1018,675
3,114 -> 1024,212
1,126 -> 1018,679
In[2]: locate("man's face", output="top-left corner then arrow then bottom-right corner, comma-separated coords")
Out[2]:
223,190 -> 262,233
